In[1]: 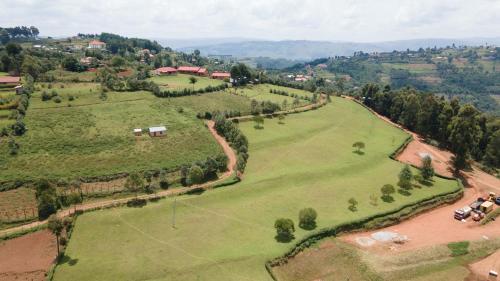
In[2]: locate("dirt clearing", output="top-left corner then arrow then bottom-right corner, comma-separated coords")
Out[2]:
0,230 -> 57,281
468,249 -> 500,281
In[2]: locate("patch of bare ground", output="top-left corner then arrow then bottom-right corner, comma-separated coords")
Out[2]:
0,230 -> 57,281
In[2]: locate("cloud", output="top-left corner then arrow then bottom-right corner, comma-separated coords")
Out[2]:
0,0 -> 499,42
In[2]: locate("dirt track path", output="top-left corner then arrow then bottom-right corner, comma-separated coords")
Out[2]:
0,120 -> 237,238
340,97 -> 500,253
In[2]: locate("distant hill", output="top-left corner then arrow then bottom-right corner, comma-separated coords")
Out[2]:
171,38 -> 500,60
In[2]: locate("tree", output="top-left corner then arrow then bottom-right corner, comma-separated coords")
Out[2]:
352,141 -> 365,153
230,63 -> 252,86
187,164 -> 204,185
253,115 -> 264,129
36,180 -> 58,220
298,208 -> 317,230
125,172 -> 144,198
348,198 -> 358,212
189,76 -> 198,90
159,169 -> 169,189
483,130 -> 500,168
448,105 -> 482,170
380,184 -> 395,202
110,56 -> 126,68
421,156 -> 435,180
274,218 -> 295,242
62,56 -> 82,72
21,55 -> 43,80
48,215 -> 64,255
278,114 -> 285,124
398,165 -> 413,190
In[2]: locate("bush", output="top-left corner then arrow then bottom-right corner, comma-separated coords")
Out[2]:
126,198 -> 147,208
53,96 -> 62,103
447,241 -> 469,256
298,208 -> 317,230
274,218 -> 295,242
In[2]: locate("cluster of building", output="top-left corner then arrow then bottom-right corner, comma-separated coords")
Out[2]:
154,66 -> 231,80
133,126 -> 167,137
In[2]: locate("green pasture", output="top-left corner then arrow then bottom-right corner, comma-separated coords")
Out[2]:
54,97 -> 460,281
148,74 -> 225,91
45,69 -> 97,82
235,84 -> 312,107
0,90 -> 226,181
382,63 -> 437,75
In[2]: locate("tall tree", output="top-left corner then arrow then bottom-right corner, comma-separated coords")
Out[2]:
398,165 -> 413,190
448,105 -> 482,170
48,215 -> 64,255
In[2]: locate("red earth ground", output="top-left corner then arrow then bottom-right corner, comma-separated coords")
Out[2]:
0,230 -> 57,281
468,249 -> 500,281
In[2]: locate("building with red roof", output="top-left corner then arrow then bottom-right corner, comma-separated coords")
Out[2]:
197,68 -> 208,76
211,72 -> 231,80
155,67 -> 178,75
177,66 -> 201,74
88,40 -> 106,49
0,76 -> 20,85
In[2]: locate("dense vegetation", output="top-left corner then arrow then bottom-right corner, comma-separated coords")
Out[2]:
360,84 -> 499,170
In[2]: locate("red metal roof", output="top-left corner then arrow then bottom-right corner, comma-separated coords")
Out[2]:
89,40 -> 106,45
178,66 -> 200,72
156,67 -> 177,73
211,72 -> 231,78
197,68 -> 207,73
0,76 -> 20,84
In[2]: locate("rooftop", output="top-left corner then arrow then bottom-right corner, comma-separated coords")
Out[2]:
0,76 -> 20,83
149,126 -> 167,133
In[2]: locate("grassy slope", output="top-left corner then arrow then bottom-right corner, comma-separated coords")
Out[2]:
148,74 -> 225,91
235,84 -> 312,106
54,98 -> 459,281
0,88 -> 251,181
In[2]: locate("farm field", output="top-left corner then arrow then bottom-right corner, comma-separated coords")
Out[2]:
0,88 -> 229,182
235,84 -> 312,106
53,98 -> 460,281
381,63 -> 437,75
148,74 -> 226,91
45,69 -> 97,82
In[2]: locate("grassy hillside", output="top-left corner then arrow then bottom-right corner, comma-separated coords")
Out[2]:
0,85 -> 251,181
148,74 -> 226,91
53,98 -> 460,281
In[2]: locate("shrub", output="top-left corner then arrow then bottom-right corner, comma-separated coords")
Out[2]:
447,241 -> 469,256
53,96 -> 62,103
126,198 -> 147,207
274,218 -> 295,242
298,208 -> 317,230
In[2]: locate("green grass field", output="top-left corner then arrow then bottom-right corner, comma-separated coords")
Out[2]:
45,69 -> 97,82
235,84 -> 312,107
382,63 -> 437,75
148,74 -> 226,91
0,88 -> 234,181
53,98 -> 460,281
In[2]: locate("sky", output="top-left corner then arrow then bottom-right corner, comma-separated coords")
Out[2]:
0,0 -> 499,42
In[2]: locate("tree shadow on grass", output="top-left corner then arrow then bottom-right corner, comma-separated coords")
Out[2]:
275,234 -> 295,243
398,189 -> 412,196
186,188 -> 205,196
381,195 -> 394,203
420,179 -> 434,187
253,125 -> 264,130
352,150 -> 365,155
59,255 -> 79,266
299,222 -> 317,231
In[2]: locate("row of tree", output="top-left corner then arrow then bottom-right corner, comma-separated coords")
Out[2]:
0,26 -> 39,44
213,113 -> 249,174
180,155 -> 228,186
361,84 -> 499,170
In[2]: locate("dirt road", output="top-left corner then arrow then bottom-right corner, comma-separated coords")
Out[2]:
341,97 -> 500,253
0,120 -> 237,238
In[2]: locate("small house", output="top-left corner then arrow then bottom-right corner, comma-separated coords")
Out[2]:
197,68 -> 208,76
133,128 -> 142,136
178,66 -> 201,74
149,126 -> 167,137
15,85 -> 24,95
88,40 -> 106,49
211,72 -> 231,80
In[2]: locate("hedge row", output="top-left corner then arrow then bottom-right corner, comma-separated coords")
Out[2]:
152,83 -> 229,98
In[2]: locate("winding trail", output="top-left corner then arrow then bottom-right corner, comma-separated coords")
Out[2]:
340,97 -> 500,253
0,120 -> 237,238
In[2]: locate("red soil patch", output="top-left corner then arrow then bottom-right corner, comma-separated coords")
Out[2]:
0,230 -> 57,281
468,249 -> 500,281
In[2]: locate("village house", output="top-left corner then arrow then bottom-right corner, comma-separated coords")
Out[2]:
0,76 -> 21,85
149,126 -> 167,137
211,72 -> 231,80
155,67 -> 178,75
15,85 -> 24,95
133,128 -> 142,136
88,40 -> 106,49
197,68 -> 208,76
178,66 -> 207,76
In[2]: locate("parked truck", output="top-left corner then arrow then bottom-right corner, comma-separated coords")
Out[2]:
454,206 -> 473,220
480,201 -> 494,214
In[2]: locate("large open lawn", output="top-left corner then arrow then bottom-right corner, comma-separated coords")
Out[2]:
53,98 -> 460,281
148,74 -> 226,91
0,87 -> 251,181
235,84 -> 313,107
